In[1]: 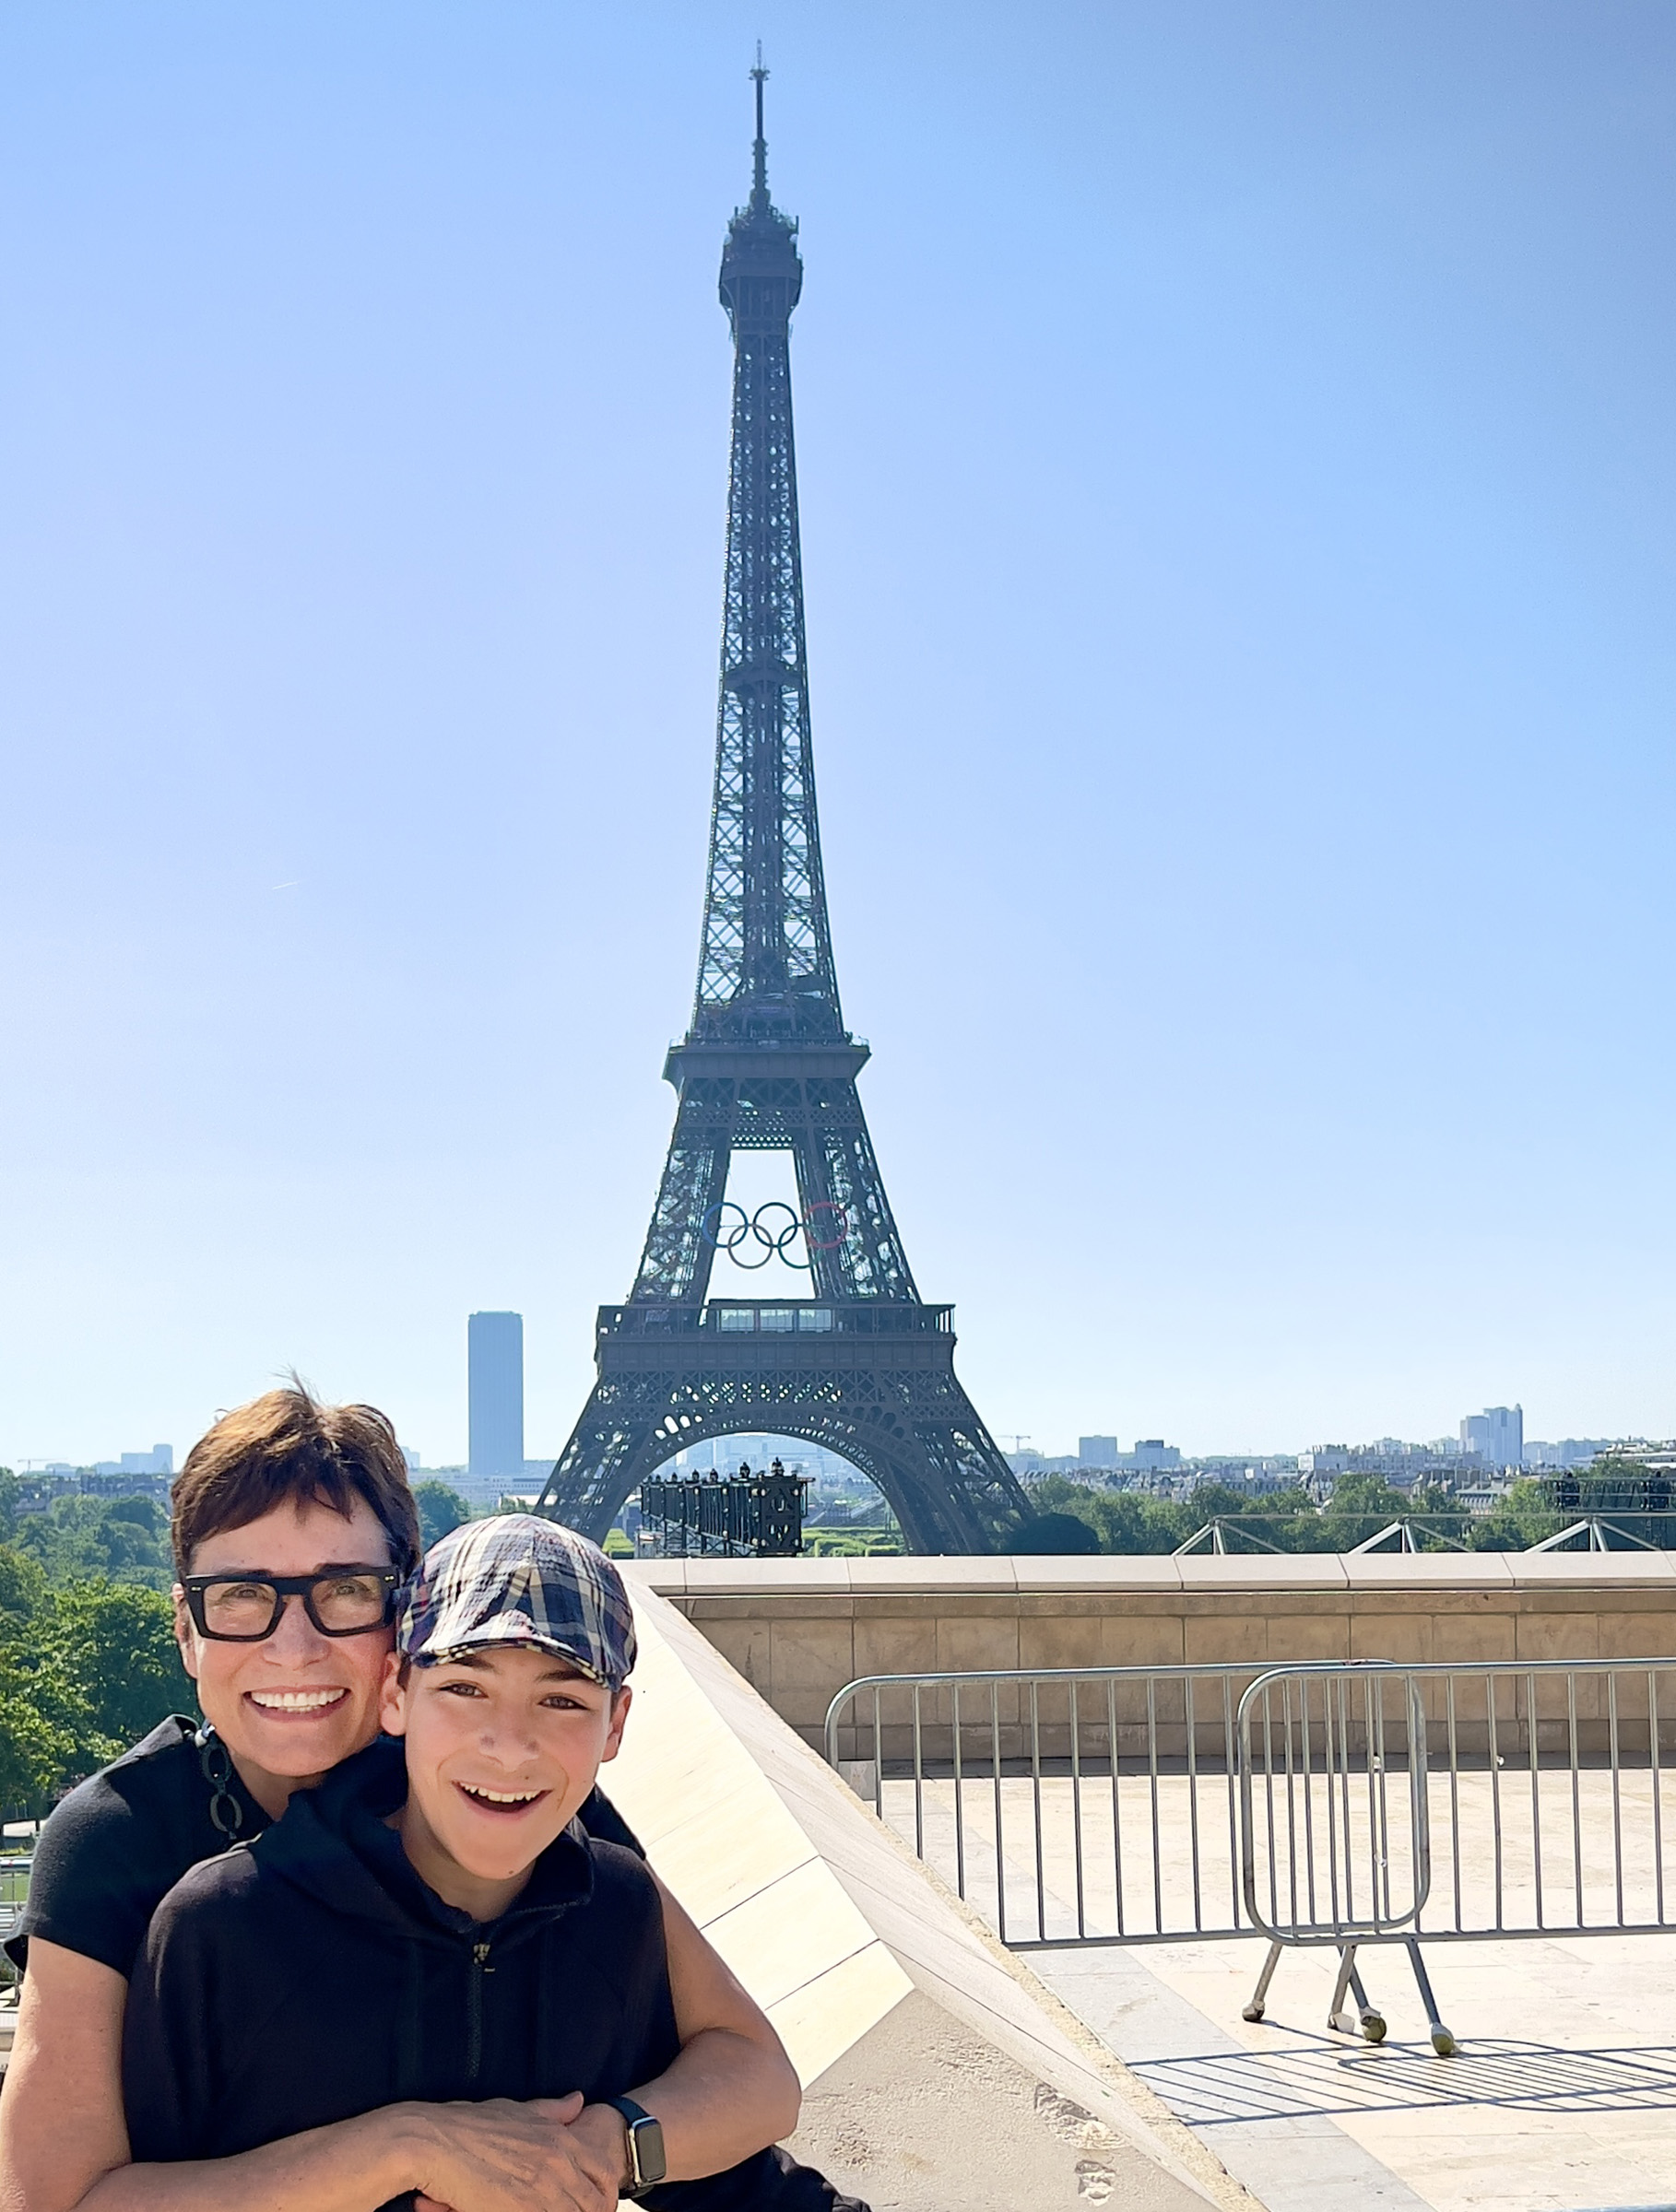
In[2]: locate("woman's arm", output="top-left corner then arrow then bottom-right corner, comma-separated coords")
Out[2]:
1,1882 -> 797,2212
0,1944 -> 128,2212
566,1874 -> 802,2188
0,1939 -> 615,2212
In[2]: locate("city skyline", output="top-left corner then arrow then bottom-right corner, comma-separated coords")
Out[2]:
2,6 -> 1672,1467
6,1397 -> 1655,1483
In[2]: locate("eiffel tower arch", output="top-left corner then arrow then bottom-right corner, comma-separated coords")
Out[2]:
540,70 -> 1031,1555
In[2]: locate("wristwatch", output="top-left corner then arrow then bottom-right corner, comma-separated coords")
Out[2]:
602,2096 -> 667,2198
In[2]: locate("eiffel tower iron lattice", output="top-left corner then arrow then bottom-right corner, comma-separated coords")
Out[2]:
538,70 -> 1032,1555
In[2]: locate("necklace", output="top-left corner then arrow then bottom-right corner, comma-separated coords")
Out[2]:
194,1725 -> 246,1847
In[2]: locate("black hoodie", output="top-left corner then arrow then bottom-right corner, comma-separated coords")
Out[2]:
122,1739 -> 857,2212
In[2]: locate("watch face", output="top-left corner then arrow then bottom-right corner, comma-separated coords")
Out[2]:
630,2115 -> 668,2190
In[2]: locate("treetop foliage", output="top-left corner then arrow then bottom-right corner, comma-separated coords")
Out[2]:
1018,1470 -> 1576,1555
0,1567 -> 189,1821
0,1473 -> 190,1820
0,1487 -> 174,1593
412,1481 -> 472,1551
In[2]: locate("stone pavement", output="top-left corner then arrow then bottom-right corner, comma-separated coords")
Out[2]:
879,1771 -> 1676,2210
1107,1931 -> 1676,2212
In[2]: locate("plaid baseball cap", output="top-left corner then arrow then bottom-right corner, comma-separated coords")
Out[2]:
395,1514 -> 637,1688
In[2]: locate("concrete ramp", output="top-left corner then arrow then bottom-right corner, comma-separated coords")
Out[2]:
609,1576 -> 1256,2210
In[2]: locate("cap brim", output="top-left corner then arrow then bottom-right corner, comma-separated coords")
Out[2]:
410,1629 -> 615,1687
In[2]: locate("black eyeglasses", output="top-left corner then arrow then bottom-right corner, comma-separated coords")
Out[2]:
182,1566 -> 401,1642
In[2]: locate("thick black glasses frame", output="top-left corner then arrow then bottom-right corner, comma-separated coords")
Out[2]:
182,1567 -> 401,1642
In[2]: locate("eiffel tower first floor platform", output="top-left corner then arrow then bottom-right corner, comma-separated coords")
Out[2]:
537,1298 -> 1033,1556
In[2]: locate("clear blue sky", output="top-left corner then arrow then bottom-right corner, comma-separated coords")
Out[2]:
2,3 -> 1671,1468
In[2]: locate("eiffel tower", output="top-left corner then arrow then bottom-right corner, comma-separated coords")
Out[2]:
540,70 -> 1032,1555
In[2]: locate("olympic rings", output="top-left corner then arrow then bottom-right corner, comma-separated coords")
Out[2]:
701,1199 -> 849,1269
803,1201 -> 848,1253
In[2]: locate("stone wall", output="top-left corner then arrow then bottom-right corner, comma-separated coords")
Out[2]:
625,1551 -> 1676,1754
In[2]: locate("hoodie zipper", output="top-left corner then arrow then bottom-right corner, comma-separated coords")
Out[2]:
466,1941 -> 492,2083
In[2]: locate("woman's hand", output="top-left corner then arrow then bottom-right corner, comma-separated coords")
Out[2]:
398,2095 -> 621,2212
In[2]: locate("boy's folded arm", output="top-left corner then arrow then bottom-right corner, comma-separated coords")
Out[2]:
569,1873 -> 802,2186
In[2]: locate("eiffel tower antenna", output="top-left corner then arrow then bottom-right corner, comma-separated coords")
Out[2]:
540,79 -> 1031,1555
750,45 -> 769,207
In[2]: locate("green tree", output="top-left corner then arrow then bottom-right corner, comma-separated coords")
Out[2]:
1317,1472 -> 1410,1550
0,1539 -> 188,1817
1012,1511 -> 1102,1556
0,1546 -> 48,1629
1234,1486 -> 1325,1551
1020,1479 -> 1128,1550
1018,1479 -> 1245,1557
1081,1489 -> 1179,1554
0,1659 -> 81,1818
0,1633 -> 118,1819
1405,1480 -> 1469,1548
413,1481 -> 473,1550
0,1469 -> 19,1544
1469,1478 -> 1563,1551
43,1579 -> 192,1747
14,1495 -> 171,1590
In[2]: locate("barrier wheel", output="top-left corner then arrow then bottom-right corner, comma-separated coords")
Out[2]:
1360,2010 -> 1387,2043
1241,2002 -> 1266,2022
1431,2027 -> 1456,2057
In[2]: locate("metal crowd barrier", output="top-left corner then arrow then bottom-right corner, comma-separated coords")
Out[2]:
0,1854 -> 31,1992
824,1657 -> 1676,2054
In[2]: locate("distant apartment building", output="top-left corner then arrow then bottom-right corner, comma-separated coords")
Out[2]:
1460,1406 -> 1523,1468
1298,1446 -> 1351,1478
91,1444 -> 173,1478
13,1452 -> 173,1506
1009,1438 -> 1182,1477
1524,1438 -> 1611,1470
468,1312 -> 525,1481
1131,1440 -> 1180,1471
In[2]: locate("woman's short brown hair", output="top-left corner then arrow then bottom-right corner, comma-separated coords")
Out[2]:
171,1383 -> 421,1580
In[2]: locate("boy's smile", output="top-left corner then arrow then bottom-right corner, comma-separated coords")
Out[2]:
456,1782 -> 548,1812
380,1641 -> 631,1922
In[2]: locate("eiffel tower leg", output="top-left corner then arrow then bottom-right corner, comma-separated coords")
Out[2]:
629,1082 -> 735,1303
793,1079 -> 917,1302
541,1382 -> 651,1545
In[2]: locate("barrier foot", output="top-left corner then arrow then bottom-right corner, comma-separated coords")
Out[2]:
1242,1941 -> 1283,2023
1328,1944 -> 1386,2042
1405,1938 -> 1455,2056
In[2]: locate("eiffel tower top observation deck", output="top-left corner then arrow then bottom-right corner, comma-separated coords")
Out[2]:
540,72 -> 1031,1552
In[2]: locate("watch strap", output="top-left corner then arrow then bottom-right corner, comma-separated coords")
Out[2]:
601,2097 -> 667,2195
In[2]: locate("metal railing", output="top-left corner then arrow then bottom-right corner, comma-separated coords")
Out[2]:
639,1462 -> 808,1559
825,1657 -> 1676,2053
827,1663 -> 1257,1947
0,1854 -> 32,1989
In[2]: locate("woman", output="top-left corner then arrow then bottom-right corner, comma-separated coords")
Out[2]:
0,1385 -> 799,2212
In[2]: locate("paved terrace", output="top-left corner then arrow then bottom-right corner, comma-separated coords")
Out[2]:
621,1557 -> 1676,2212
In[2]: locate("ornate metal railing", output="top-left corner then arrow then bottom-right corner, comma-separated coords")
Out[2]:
638,1459 -> 808,1559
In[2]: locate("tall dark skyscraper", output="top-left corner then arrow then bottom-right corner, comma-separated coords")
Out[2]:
468,1310 -> 525,1481
540,73 -> 1030,1554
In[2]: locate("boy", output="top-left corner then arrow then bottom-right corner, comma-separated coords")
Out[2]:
122,1516 -> 857,2210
